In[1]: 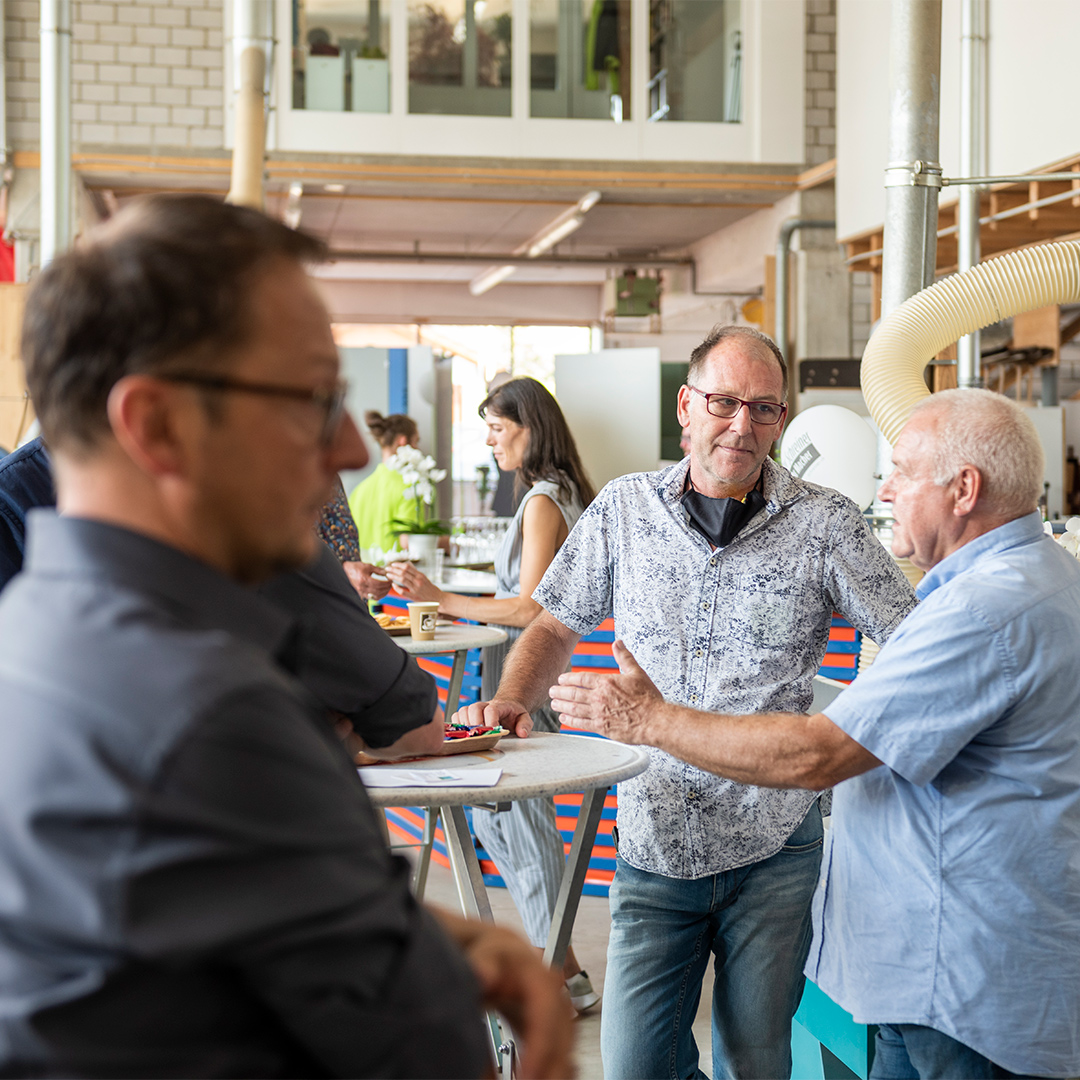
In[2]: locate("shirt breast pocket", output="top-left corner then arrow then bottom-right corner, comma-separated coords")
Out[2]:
743,590 -> 800,649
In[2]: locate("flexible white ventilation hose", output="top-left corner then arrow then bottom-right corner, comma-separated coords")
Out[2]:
862,239 -> 1080,442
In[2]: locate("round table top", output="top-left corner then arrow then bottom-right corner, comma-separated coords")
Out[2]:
365,731 -> 650,807
394,623 -> 508,655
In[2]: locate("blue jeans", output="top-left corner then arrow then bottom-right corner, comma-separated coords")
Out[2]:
600,803 -> 823,1080
870,1024 -> 1038,1080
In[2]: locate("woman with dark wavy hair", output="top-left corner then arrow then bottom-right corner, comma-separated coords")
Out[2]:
387,377 -> 600,1012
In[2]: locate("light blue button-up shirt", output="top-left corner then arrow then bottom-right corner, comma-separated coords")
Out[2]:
809,513 -> 1080,1077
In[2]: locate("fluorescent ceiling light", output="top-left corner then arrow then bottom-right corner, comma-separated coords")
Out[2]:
469,264 -> 516,297
468,190 -> 602,295
526,214 -> 585,258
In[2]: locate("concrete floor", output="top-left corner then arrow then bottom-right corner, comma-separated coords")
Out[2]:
413,854 -> 717,1079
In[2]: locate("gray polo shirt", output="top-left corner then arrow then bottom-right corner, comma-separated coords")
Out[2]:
0,513 -> 488,1078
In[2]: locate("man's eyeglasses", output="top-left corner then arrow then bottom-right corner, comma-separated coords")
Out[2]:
686,386 -> 787,427
161,372 -> 349,445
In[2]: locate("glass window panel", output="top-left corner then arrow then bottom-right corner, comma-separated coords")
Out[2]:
529,0 -> 631,121
292,0 -> 391,113
648,0 -> 741,123
408,0 -> 513,116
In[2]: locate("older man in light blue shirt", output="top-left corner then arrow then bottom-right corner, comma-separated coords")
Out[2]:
552,388 -> 1080,1079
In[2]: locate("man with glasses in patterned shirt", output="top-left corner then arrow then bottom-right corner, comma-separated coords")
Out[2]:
461,325 -> 916,1079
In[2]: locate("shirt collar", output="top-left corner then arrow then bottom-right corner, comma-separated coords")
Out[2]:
24,510 -> 299,663
915,511 -> 1046,600
659,456 -> 795,515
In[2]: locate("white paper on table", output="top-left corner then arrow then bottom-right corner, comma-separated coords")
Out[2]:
357,767 -> 503,789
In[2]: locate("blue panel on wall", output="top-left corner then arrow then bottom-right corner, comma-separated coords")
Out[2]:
389,349 -> 408,414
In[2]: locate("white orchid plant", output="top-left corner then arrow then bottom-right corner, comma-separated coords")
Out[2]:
1045,517 -> 1080,560
387,445 -> 450,535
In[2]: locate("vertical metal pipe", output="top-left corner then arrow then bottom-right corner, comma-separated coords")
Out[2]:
881,0 -> 943,318
226,0 -> 273,210
40,0 -> 72,267
957,0 -> 986,388
463,0 -> 478,90
775,218 -> 835,373
0,5 -> 13,237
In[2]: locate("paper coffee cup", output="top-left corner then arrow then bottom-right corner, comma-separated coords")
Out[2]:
408,601 -> 440,641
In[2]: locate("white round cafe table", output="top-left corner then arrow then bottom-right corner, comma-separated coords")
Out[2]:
368,733 -> 648,1076
367,732 -> 649,968
394,623 -> 508,715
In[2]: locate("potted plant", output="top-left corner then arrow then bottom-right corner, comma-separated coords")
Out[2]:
386,445 -> 448,571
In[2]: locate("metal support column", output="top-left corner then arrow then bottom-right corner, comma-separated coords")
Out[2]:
957,0 -> 987,388
40,0 -> 72,267
881,0 -> 943,319
227,1 -> 273,210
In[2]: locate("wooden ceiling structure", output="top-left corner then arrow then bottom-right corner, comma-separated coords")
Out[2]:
841,153 -> 1080,398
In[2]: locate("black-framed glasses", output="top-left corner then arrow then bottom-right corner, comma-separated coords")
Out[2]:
686,386 -> 787,427
161,372 -> 349,445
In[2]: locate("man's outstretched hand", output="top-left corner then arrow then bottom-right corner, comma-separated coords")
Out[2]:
549,640 -> 663,744
451,697 -> 534,739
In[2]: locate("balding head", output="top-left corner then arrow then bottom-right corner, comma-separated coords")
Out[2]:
688,325 -> 788,400
910,389 -> 1043,519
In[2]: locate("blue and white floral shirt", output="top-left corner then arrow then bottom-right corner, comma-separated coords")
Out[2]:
534,457 -> 917,879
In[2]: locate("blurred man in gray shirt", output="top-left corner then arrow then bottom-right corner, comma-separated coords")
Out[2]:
0,195 -> 570,1079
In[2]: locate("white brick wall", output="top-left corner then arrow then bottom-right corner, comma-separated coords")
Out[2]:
4,0 -> 224,152
804,0 -> 836,167
850,270 -> 874,357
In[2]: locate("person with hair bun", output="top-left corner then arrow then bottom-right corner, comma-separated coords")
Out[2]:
386,376 -> 601,1013
347,410 -> 422,554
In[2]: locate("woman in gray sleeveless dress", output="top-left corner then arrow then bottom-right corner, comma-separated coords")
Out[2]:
386,377 -> 600,1011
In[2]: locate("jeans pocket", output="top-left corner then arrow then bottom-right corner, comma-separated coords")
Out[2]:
780,801 -> 824,853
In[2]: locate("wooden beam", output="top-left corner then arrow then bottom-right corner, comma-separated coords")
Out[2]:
1060,311 -> 1080,345
1013,305 -> 1061,366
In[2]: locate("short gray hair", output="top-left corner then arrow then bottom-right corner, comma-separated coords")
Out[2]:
911,388 -> 1044,517
688,325 -> 788,399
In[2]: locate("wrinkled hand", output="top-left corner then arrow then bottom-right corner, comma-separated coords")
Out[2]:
452,698 -> 533,739
549,640 -> 662,744
384,560 -> 442,604
343,561 -> 391,602
441,914 -> 574,1080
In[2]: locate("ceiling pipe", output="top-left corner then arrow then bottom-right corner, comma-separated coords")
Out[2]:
881,0 -> 943,318
226,1 -> 273,210
774,218 -> 834,374
957,0 -> 987,388
329,249 -> 691,268
40,0 -> 72,267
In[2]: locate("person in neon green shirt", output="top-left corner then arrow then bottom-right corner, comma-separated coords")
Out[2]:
348,411 -> 421,554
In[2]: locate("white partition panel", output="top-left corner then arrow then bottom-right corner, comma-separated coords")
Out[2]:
1020,405 -> 1065,521
555,348 -> 661,491
338,347 -> 390,496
